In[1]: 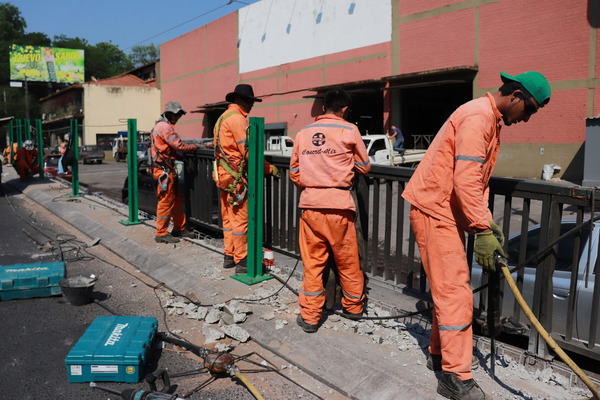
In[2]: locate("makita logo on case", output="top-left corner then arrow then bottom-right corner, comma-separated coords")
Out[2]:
104,323 -> 129,346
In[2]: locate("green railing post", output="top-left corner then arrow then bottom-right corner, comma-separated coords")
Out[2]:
36,119 -> 44,179
16,119 -> 22,148
120,119 -> 141,226
232,117 -> 272,285
69,119 -> 79,197
24,119 -> 31,141
8,119 -> 14,163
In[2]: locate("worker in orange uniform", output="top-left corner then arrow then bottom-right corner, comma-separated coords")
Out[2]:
213,84 -> 280,274
402,71 -> 551,400
150,101 -> 198,244
290,89 -> 371,333
3,142 -> 18,164
14,140 -> 40,180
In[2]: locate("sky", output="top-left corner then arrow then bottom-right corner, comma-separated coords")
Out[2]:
9,0 -> 261,52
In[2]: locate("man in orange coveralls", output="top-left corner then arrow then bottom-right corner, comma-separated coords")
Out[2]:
402,71 -> 551,400
150,101 -> 198,244
213,84 -> 280,274
290,88 -> 371,333
14,140 -> 39,180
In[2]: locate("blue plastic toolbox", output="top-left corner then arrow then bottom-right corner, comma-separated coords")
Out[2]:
0,261 -> 65,300
65,316 -> 158,383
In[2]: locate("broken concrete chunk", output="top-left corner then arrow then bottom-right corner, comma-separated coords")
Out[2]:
221,324 -> 250,342
275,319 -> 288,330
202,326 -> 225,344
205,309 -> 223,324
260,311 -> 275,321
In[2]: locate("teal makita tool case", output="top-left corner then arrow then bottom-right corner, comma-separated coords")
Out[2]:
65,316 -> 158,383
0,261 -> 65,300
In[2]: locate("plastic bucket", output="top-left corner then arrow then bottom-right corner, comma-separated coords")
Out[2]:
59,276 -> 97,306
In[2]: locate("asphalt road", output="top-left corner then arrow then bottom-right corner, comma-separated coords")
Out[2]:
77,159 -> 128,201
0,178 -> 344,400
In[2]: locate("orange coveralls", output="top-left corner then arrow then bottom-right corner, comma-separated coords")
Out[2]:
402,93 -> 502,380
290,114 -> 371,325
150,119 -> 197,237
14,147 -> 39,179
213,103 -> 273,264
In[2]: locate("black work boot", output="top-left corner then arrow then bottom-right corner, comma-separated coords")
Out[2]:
170,229 -> 195,239
223,255 -> 235,269
437,372 -> 492,400
155,234 -> 180,244
427,353 -> 479,372
296,314 -> 319,333
235,258 -> 247,274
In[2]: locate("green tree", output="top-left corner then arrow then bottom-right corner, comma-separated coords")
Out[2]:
128,43 -> 159,68
86,42 -> 133,81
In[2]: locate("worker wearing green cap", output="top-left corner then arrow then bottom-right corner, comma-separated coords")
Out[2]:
402,71 -> 550,400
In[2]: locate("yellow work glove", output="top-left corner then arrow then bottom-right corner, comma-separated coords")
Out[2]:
489,221 -> 504,246
474,231 -> 507,272
271,165 -> 281,179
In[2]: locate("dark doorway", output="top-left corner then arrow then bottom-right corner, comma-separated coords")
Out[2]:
347,91 -> 384,135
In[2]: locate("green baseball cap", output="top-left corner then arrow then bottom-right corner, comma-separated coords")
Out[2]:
500,71 -> 551,107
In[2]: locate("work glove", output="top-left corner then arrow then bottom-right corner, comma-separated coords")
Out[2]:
474,231 -> 507,272
271,165 -> 281,179
489,221 -> 504,246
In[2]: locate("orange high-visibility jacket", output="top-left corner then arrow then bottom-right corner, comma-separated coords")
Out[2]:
213,103 -> 273,183
15,147 -> 38,169
151,119 -> 196,169
402,93 -> 502,233
289,114 -> 371,211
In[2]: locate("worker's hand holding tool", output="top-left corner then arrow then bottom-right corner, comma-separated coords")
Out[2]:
475,231 -> 507,272
271,165 -> 281,179
489,221 -> 504,246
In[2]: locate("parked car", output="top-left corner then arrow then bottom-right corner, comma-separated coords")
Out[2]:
121,157 -> 184,215
137,142 -> 150,160
471,220 -> 600,346
79,145 -> 105,164
43,154 -> 72,181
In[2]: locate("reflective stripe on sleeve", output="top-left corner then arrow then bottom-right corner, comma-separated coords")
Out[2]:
236,139 -> 246,145
307,123 -> 353,130
355,160 -> 370,166
232,231 -> 247,236
166,134 -> 178,143
455,155 -> 484,164
289,167 -> 299,172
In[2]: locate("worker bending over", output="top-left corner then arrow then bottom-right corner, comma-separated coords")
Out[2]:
15,140 -> 39,180
150,101 -> 198,244
402,71 -> 551,400
213,84 -> 279,274
290,88 -> 371,333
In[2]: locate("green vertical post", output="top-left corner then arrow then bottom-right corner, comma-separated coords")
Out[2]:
24,119 -> 31,141
8,119 -> 14,163
120,119 -> 141,226
70,119 -> 79,197
232,117 -> 272,285
16,119 -> 22,148
36,119 -> 44,179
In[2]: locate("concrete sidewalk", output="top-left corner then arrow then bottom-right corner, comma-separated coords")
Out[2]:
2,165 -> 590,400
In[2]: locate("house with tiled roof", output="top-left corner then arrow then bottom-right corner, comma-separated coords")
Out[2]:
40,62 -> 160,157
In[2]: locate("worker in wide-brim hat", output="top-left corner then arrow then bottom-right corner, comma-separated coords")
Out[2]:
213,84 -> 280,274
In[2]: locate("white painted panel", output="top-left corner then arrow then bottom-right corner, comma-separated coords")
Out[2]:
238,0 -> 391,73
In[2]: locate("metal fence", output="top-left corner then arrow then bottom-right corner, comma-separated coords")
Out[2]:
184,149 -> 600,361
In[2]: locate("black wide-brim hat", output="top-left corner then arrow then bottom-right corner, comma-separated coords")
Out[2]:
225,84 -> 262,103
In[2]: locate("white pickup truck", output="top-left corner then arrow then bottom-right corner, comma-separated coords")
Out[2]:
362,134 -> 426,167
264,135 -> 295,156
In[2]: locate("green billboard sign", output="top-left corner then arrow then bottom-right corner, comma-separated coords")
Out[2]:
9,45 -> 85,84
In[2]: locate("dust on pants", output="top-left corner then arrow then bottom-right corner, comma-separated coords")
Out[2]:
298,209 -> 364,325
410,206 -> 474,380
219,185 -> 248,264
153,168 -> 185,237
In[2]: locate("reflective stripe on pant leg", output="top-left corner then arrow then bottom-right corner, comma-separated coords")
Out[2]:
170,185 -> 186,231
231,194 -> 248,264
220,190 -> 234,257
328,210 -> 364,314
298,210 -> 329,325
154,168 -> 175,237
410,207 -> 473,380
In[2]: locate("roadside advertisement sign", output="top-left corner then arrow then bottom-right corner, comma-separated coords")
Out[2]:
9,44 -> 85,84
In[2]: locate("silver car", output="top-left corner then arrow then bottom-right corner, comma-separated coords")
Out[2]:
471,220 -> 600,346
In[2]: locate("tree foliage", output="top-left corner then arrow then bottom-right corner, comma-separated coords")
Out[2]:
128,44 -> 159,68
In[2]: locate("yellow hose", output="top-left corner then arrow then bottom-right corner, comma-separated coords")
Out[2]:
234,370 -> 265,400
499,261 -> 600,400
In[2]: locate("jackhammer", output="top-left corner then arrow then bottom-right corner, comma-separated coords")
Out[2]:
90,368 -> 183,400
